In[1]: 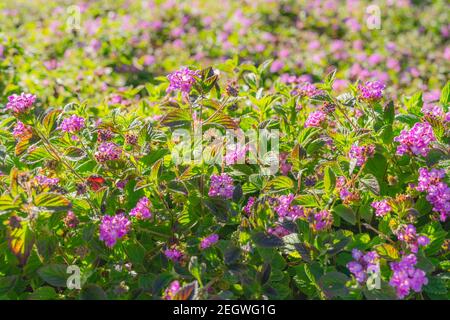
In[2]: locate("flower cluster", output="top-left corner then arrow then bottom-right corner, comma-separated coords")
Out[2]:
95,142 -> 122,162
421,104 -> 444,119
99,214 -> 131,247
6,93 -> 36,114
224,144 -> 247,165
129,197 -> 152,220
416,167 -> 450,222
394,122 -> 436,157
371,199 -> 392,217
208,173 -> 234,199
348,144 -> 375,167
304,110 -> 327,128
64,211 -> 79,228
274,194 -> 304,221
347,249 -> 379,284
200,234 -> 219,249
357,81 -> 385,101
164,248 -> 184,262
307,209 -> 334,232
395,224 -> 430,253
166,67 -> 199,96
59,115 -> 85,133
163,281 -> 181,300
389,254 -> 428,299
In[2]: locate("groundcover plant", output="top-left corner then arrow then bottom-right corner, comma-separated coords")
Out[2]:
0,0 -> 449,300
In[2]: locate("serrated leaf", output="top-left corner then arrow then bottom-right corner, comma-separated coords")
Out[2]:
37,264 -> 68,287
333,204 -> 356,225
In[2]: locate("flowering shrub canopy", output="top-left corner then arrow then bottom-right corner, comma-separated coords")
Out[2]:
0,0 -> 449,301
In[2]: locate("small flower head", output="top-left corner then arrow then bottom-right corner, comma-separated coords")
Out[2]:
6,93 -> 36,114
347,249 -> 379,284
64,210 -> 79,228
389,254 -> 428,299
208,173 -> 234,199
358,81 -> 385,101
163,281 -> 181,300
129,196 -> 152,220
164,248 -> 184,262
12,121 -> 32,138
394,122 -> 436,157
99,213 -> 131,248
35,175 -> 59,187
371,199 -> 392,217
200,233 -> 219,249
167,67 -> 199,96
95,142 -> 122,163
59,115 -> 85,133
243,196 -> 256,215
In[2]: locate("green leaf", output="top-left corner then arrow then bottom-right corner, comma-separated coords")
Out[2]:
37,264 -> 68,287
333,204 -> 356,225
384,101 -> 395,124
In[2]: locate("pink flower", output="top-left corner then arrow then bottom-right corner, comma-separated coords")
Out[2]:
305,110 -> 326,128
208,173 -> 234,199
99,214 -> 131,248
6,93 -> 36,114
371,200 -> 392,217
394,122 -> 436,157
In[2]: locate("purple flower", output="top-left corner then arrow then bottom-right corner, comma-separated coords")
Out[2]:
59,115 -> 85,133
358,81 -> 385,101
304,110 -> 327,128
164,248 -> 184,262
371,199 -> 392,217
293,82 -> 324,98
243,196 -> 256,215
200,233 -> 219,249
422,104 -> 444,119
208,173 -> 234,199
274,194 -> 304,221
348,144 -> 375,166
35,175 -> 59,187
166,67 -> 199,96
389,254 -> 428,299
347,249 -> 379,284
416,167 -> 450,222
163,281 -> 180,300
396,224 -> 430,253
394,122 -> 436,157
129,197 -> 152,220
95,142 -> 122,162
12,121 -> 31,138
224,144 -> 247,165
99,213 -> 131,248
5,93 -> 36,114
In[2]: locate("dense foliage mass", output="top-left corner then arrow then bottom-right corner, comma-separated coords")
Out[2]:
0,0 -> 449,300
